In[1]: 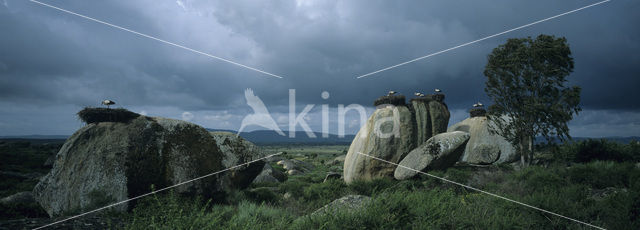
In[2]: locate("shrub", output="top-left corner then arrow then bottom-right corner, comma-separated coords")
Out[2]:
77,107 -> 140,124
512,166 -> 567,191
567,161 -> 636,189
574,139 -> 632,163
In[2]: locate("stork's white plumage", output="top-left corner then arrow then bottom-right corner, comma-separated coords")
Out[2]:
387,90 -> 396,96
419,93 -> 425,97
101,100 -> 115,108
477,102 -> 483,107
473,103 -> 479,107
434,88 -> 442,93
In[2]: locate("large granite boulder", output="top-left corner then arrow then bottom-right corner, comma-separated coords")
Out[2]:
33,116 -> 248,217
394,131 -> 469,180
411,99 -> 432,145
343,94 -> 450,184
343,104 -> 415,183
211,131 -> 266,189
410,95 -> 450,146
428,100 -> 450,136
252,163 -> 287,184
447,116 -> 518,164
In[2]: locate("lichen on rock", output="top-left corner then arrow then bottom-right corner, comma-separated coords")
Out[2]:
32,116 -> 262,217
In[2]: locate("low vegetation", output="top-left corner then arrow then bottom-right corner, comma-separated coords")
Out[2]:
125,140 -> 640,229
1,139 -> 639,229
0,139 -> 61,219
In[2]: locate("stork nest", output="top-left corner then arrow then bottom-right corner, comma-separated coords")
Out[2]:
410,95 -> 435,103
78,107 -> 140,124
469,108 -> 486,118
374,95 -> 406,106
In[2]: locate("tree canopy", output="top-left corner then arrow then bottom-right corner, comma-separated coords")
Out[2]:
483,34 -> 581,166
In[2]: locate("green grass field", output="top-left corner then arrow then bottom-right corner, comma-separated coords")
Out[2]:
2,140 -> 639,229
126,142 -> 640,229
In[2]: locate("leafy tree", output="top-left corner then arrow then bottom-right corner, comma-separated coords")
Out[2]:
483,34 -> 581,166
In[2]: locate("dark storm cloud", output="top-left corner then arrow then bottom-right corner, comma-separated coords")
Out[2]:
0,0 -> 639,136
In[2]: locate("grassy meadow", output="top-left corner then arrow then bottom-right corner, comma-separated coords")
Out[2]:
1,140 -> 639,229
126,140 -> 640,229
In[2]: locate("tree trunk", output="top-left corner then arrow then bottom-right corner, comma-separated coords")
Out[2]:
519,137 -> 526,167
528,135 -> 534,166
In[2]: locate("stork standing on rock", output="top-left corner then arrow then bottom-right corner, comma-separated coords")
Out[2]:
473,102 -> 483,107
434,88 -> 442,93
414,92 -> 425,97
101,100 -> 115,108
387,91 -> 396,96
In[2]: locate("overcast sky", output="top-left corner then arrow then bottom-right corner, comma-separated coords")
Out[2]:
1,0 -> 639,137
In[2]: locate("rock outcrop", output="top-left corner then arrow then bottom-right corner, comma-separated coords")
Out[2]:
411,99 -> 432,145
323,172 -> 341,182
33,116 -> 260,217
311,195 -> 371,216
325,155 -> 346,166
252,163 -> 287,184
277,159 -> 314,175
447,116 -> 518,164
343,103 -> 415,183
0,191 -> 35,206
428,100 -> 450,135
394,131 -> 469,180
343,94 -> 449,183
211,131 -> 266,189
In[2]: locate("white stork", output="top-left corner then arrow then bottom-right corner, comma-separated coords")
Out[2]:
387,91 -> 396,96
434,88 -> 442,93
102,100 -> 115,108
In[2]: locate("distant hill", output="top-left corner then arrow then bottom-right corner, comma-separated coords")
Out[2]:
207,129 -> 356,145
0,137 -> 67,145
0,135 -> 69,140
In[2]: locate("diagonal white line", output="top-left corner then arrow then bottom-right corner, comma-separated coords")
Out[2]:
355,152 -> 606,230
356,0 -> 610,79
32,153 -> 282,230
29,0 -> 283,79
